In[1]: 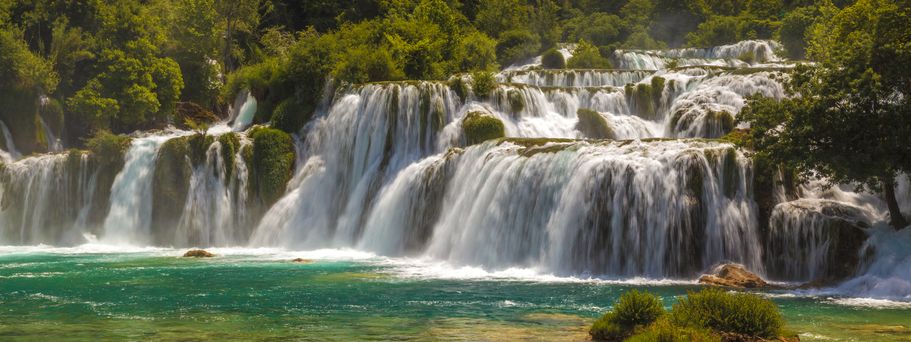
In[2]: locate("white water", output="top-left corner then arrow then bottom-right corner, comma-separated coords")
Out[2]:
231,90 -> 257,132
0,120 -> 21,161
101,134 -> 182,245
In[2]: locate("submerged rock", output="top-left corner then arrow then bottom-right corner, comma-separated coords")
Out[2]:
699,264 -> 774,289
183,249 -> 215,258
291,258 -> 314,263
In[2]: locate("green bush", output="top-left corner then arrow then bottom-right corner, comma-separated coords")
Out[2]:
778,6 -> 818,59
568,40 -> 612,69
669,288 -> 783,339
471,71 -> 497,99
496,29 -> 541,67
590,290 -> 665,340
576,109 -> 615,139
462,112 -> 505,145
271,98 -> 311,134
85,130 -> 132,165
627,318 -> 720,342
250,128 -> 295,207
541,48 -> 566,69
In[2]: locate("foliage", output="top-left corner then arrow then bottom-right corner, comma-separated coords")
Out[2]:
567,40 -> 612,69
669,288 -> 783,339
462,112 -> 505,145
470,71 -> 497,99
540,48 -> 565,69
626,318 -> 720,342
590,290 -> 665,341
85,130 -> 132,165
739,0 -> 911,229
778,6 -> 820,59
562,13 -> 622,47
495,29 -> 541,67
249,127 -> 295,207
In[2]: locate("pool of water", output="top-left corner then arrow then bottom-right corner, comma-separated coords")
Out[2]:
0,247 -> 908,341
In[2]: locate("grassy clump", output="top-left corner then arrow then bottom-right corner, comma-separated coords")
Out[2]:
669,288 -> 783,339
627,318 -> 719,342
462,112 -> 505,145
541,48 -> 566,69
250,128 -> 295,207
218,133 -> 241,180
576,108 -> 615,140
590,290 -> 665,341
507,89 -> 525,113
85,130 -> 132,166
471,71 -> 497,99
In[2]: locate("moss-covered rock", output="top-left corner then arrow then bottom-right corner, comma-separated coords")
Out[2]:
85,130 -> 132,167
218,133 -> 240,180
151,136 -> 193,235
576,109 -> 615,140
470,71 -> 497,99
541,48 -> 566,69
462,112 -> 505,145
271,98 -> 312,134
250,128 -> 295,207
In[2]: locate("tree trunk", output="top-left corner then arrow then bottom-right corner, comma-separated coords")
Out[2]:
884,176 -> 909,229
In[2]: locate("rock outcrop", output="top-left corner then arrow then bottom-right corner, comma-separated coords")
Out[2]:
699,264 -> 774,289
183,249 -> 215,258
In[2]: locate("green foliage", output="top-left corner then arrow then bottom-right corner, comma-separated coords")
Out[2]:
85,130 -> 132,165
218,132 -> 240,179
462,111 -> 505,145
576,109 -> 615,140
567,40 -> 611,69
271,98 -> 309,134
474,0 -> 529,37
627,318 -> 720,342
250,128 -> 295,207
496,29 -> 541,67
590,290 -> 665,341
562,13 -> 622,46
778,6 -> 819,59
470,71 -> 497,99
541,48 -> 565,69
686,16 -> 740,47
669,288 -> 783,339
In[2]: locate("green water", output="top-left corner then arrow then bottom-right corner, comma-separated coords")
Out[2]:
0,250 -> 909,341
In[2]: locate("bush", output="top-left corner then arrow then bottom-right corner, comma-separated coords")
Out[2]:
496,29 -> 541,67
85,130 -> 132,165
462,112 -> 505,145
627,318 -> 719,342
271,98 -> 311,134
590,290 -> 665,340
541,48 -> 566,69
250,128 -> 295,207
471,71 -> 497,99
576,109 -> 615,139
669,288 -> 783,339
568,40 -> 612,69
778,6 -> 818,59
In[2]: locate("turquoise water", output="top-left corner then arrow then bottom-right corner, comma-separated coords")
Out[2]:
1,248 -> 909,341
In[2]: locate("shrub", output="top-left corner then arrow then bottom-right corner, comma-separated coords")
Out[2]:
590,290 -> 665,341
568,40 -> 612,69
85,130 -> 132,165
462,112 -> 505,145
271,98 -> 311,134
250,128 -> 295,207
627,318 -> 720,342
669,288 -> 783,339
541,48 -> 566,69
471,71 -> 497,99
576,109 -> 615,140
496,29 -> 541,67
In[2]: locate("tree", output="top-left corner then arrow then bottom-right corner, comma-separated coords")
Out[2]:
215,0 -> 268,76
739,0 -> 911,229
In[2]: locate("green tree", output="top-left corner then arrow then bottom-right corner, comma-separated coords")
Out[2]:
739,0 -> 911,229
567,40 -> 611,69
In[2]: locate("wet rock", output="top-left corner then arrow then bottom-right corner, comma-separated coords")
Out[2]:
292,258 -> 314,263
183,249 -> 215,258
699,264 -> 774,289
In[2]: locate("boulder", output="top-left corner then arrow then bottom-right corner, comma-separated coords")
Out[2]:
699,264 -> 775,289
291,258 -> 314,264
183,249 -> 215,258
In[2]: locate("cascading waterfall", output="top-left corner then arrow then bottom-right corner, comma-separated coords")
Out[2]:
0,120 -> 21,161
231,90 -> 258,132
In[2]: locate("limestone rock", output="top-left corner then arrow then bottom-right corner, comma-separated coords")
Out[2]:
183,249 -> 215,258
699,264 -> 774,289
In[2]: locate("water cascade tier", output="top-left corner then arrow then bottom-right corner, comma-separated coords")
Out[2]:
1,40 -> 909,296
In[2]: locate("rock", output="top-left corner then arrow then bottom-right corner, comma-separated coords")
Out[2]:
699,264 -> 774,289
291,258 -> 314,263
764,199 -> 870,285
174,102 -> 220,130
183,249 -> 215,258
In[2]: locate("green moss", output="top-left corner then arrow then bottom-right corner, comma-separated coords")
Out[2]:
85,130 -> 132,166
720,148 -> 739,198
462,112 -> 505,145
669,288 -> 784,339
470,71 -> 497,99
707,110 -> 735,133
507,89 -> 525,113
590,290 -> 666,341
271,98 -> 311,134
541,48 -> 566,69
152,137 -> 193,232
576,109 -> 615,140
218,133 -> 240,180
250,128 -> 295,207
447,77 -> 469,101
650,76 -> 666,104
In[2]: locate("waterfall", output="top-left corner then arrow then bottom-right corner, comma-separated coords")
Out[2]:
501,70 -> 651,88
231,90 -> 258,132
0,120 -> 21,161
101,134 -> 181,245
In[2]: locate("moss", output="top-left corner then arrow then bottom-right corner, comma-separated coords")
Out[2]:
738,50 -> 756,64
498,137 -> 577,148
462,112 -> 505,145
590,290 -> 665,341
271,98 -> 311,134
706,110 -> 735,134
250,128 -> 295,207
669,288 -> 784,339
576,109 -> 615,140
447,76 -> 469,100
218,133 -> 240,180
186,133 -> 215,165
471,71 -> 497,99
152,137 -> 193,233
507,89 -> 525,113
85,130 -> 132,166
